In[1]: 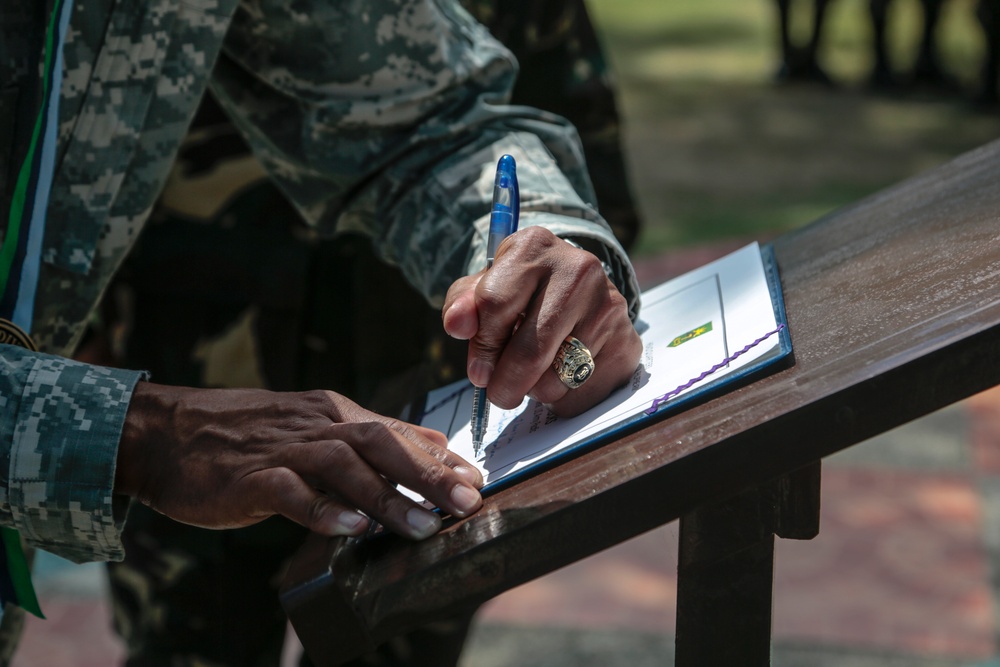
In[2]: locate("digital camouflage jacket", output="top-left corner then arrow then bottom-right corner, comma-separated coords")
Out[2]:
0,0 -> 639,564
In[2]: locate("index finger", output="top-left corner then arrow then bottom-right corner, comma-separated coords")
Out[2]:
465,248 -> 542,387
296,418 -> 482,504
443,273 -> 484,341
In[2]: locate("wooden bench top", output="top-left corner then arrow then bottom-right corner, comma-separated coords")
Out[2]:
281,138 -> 1000,666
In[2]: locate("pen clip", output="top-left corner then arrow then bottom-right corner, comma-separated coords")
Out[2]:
488,155 -> 518,263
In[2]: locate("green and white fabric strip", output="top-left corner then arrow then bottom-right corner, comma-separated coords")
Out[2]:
0,0 -> 74,620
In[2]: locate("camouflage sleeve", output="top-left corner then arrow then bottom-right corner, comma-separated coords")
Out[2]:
0,346 -> 146,563
208,0 -> 640,320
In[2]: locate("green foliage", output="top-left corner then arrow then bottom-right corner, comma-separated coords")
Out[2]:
586,0 -> 1000,256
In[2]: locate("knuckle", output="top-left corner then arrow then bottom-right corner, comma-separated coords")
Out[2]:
416,436 -> 449,462
380,418 -> 430,452
474,333 -> 506,357
471,318 -> 510,359
588,287 -> 630,334
377,418 -> 424,448
302,389 -> 332,410
370,485 -> 399,519
564,249 -> 605,284
496,227 -> 556,265
530,384 -> 564,405
417,461 -> 448,489
355,420 -> 391,447
380,417 -> 405,435
508,324 -> 547,362
475,281 -> 508,314
319,439 -> 354,468
303,388 -> 350,421
627,329 -> 643,357
517,225 -> 554,246
306,495 -> 335,529
606,282 -> 629,310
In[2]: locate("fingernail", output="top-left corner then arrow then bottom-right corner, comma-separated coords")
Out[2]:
469,358 -> 493,387
444,304 -> 470,340
454,465 -> 482,487
450,483 -> 482,517
406,507 -> 442,539
337,510 -> 370,534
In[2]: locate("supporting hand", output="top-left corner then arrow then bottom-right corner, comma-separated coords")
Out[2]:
115,383 -> 484,540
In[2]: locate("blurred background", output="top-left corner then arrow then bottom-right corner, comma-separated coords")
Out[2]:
13,1 -> 1000,666
596,0 -> 998,256
458,2 -> 1000,666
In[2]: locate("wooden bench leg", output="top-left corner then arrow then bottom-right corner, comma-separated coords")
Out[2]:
675,461 -> 821,666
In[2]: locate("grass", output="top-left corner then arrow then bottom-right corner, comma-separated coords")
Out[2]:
586,0 -> 1000,256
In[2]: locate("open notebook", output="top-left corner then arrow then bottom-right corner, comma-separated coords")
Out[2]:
407,242 -> 792,498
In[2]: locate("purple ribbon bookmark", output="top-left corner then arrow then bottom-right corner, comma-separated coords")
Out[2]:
645,323 -> 787,415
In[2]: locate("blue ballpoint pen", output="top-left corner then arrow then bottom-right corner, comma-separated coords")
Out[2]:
471,155 -> 519,457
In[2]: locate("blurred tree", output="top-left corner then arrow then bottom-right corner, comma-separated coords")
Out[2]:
869,0 -> 961,92
773,0 -> 836,85
976,0 -> 1000,105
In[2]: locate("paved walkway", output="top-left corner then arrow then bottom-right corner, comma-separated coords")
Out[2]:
12,243 -> 1000,666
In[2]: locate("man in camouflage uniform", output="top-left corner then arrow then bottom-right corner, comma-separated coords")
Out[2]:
100,2 -> 642,664
1,0 -> 643,664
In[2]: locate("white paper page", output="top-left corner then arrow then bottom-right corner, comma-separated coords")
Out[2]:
412,242 -> 782,494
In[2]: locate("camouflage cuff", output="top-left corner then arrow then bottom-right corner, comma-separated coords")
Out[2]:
449,136 -> 640,322
0,346 -> 147,563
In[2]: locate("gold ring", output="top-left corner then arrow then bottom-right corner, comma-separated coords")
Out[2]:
552,336 -> 595,389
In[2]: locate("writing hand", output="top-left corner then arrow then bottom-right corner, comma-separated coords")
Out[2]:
115,383 -> 484,540
443,227 -> 642,417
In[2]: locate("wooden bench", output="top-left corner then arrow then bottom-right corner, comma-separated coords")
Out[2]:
280,138 -> 1000,666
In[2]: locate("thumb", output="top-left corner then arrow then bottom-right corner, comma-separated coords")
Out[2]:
443,273 -> 483,340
